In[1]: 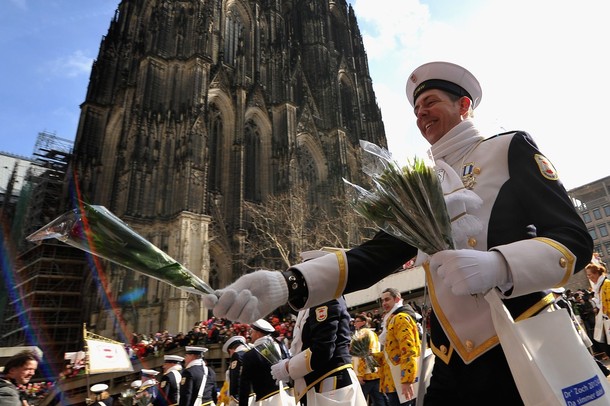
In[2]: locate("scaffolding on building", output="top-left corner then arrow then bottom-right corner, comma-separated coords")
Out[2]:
0,131 -> 91,376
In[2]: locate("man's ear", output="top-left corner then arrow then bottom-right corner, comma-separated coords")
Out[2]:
459,96 -> 472,112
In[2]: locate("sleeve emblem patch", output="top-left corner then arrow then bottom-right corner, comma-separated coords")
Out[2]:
180,377 -> 186,385
534,154 -> 559,181
160,381 -> 167,388
315,306 -> 328,322
230,360 -> 238,369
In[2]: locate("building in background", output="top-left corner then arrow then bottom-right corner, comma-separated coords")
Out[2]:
4,0 -> 386,342
0,131 -> 87,375
0,151 -> 35,222
569,176 -> 610,262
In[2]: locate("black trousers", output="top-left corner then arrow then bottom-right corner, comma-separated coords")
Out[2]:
424,345 -> 523,405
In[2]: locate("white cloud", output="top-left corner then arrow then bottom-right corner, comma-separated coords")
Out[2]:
353,0 -> 430,60
46,50 -> 94,78
351,0 -> 610,189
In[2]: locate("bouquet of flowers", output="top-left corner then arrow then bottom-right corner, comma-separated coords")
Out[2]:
26,202 -> 215,295
344,140 -> 454,254
349,332 -> 378,372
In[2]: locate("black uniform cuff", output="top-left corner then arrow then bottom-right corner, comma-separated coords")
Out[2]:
282,268 -> 308,310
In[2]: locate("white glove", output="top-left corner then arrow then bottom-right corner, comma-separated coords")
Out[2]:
429,249 -> 512,296
202,270 -> 288,323
270,359 -> 291,384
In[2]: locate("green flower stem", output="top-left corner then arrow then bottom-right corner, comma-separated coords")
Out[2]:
27,203 -> 215,296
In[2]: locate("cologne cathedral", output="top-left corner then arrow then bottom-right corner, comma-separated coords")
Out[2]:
68,0 -> 387,336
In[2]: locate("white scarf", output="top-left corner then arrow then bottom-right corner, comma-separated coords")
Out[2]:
185,358 -> 203,369
378,300 -> 403,346
414,120 -> 484,267
592,275 -> 606,309
164,364 -> 182,374
430,119 -> 484,165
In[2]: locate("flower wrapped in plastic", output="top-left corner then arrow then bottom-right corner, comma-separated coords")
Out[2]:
26,202 -> 215,296
349,332 -> 379,372
344,140 -> 454,255
252,336 -> 282,365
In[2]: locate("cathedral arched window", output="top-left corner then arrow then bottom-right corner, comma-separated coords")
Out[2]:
299,147 -> 319,206
209,258 -> 220,290
224,12 -> 243,66
244,120 -> 261,202
208,105 -> 223,192
340,80 -> 358,143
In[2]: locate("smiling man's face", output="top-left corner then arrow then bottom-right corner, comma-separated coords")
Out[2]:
414,89 -> 468,145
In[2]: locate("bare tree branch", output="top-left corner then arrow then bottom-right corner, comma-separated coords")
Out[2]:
242,185 -> 376,271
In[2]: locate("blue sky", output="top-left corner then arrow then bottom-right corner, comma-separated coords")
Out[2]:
1,0 -> 609,190
0,1 -> 118,156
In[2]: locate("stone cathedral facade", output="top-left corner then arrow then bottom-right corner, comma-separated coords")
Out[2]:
70,0 -> 387,335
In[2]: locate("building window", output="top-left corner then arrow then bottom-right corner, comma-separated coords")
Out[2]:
604,205 -> 610,217
244,120 -> 261,202
583,212 -> 592,223
224,12 -> 243,66
589,229 -> 597,240
593,208 -> 602,220
594,244 -> 602,256
604,242 -> 610,256
208,105 -> 223,193
599,224 -> 609,238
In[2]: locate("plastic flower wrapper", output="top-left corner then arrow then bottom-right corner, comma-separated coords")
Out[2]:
344,140 -> 454,255
252,336 -> 282,365
349,332 -> 379,372
26,202 -> 215,295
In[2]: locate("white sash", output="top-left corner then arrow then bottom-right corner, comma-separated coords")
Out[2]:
168,369 -> 181,405
193,365 -> 209,406
254,382 -> 296,406
384,351 -> 409,404
304,369 -> 366,406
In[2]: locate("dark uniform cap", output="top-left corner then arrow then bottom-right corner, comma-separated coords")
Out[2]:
406,61 -> 482,109
250,319 -> 275,334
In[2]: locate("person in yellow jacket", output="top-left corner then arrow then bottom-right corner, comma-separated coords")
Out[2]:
352,313 -> 388,406
587,253 -> 610,358
216,375 -> 230,406
373,288 -> 420,406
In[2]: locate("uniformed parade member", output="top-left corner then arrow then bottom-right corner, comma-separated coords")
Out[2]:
239,319 -> 289,406
179,346 -> 217,406
205,61 -> 593,405
90,383 -> 113,406
271,296 -> 365,405
119,380 -> 143,406
135,369 -> 160,406
221,335 -> 250,405
153,355 -> 184,406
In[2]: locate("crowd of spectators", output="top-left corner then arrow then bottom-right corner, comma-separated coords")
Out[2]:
15,381 -> 54,405
559,287 -> 605,357
124,314 -> 298,361
59,303 -> 425,382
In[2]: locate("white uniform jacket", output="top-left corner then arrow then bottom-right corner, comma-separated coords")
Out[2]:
290,130 -> 592,365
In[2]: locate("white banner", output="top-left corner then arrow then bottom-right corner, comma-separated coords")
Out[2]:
86,339 -> 133,374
